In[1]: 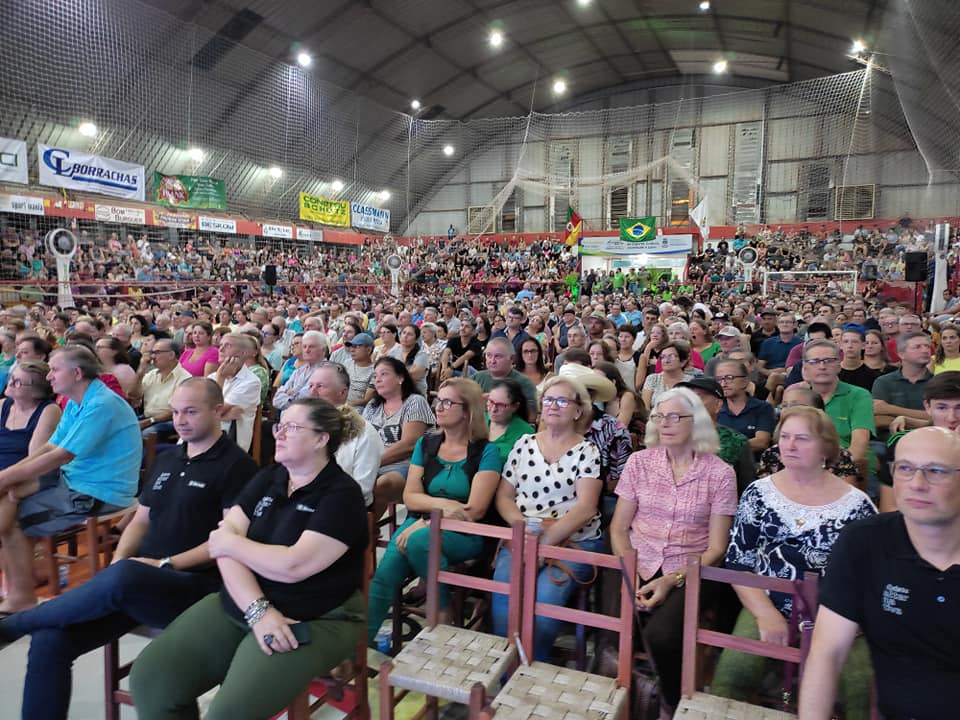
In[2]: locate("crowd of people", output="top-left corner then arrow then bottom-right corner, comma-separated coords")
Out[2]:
0,216 -> 955,720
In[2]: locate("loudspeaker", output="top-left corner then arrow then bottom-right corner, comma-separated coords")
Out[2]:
904,252 -> 927,282
264,264 -> 277,286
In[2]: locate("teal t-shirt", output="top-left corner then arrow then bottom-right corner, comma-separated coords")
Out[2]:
410,437 -> 502,502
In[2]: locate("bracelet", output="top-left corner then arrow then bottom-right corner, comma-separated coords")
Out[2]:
243,597 -> 272,627
674,572 -> 686,588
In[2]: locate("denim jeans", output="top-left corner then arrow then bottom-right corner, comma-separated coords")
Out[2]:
1,559 -> 218,720
491,535 -> 605,662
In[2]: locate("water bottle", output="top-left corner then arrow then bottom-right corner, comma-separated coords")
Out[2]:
58,564 -> 69,590
375,626 -> 391,655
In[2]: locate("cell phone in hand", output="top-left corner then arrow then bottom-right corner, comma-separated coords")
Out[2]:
290,622 -> 312,645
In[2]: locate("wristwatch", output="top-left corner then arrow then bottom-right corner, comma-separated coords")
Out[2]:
158,557 -> 173,569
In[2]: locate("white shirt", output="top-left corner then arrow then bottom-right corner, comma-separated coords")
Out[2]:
335,420 -> 383,507
208,365 -> 262,452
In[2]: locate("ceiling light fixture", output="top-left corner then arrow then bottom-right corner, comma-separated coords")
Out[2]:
713,60 -> 728,74
78,122 -> 97,138
851,39 -> 867,54
379,190 -> 391,201
489,30 -> 503,48
411,99 -> 421,110
296,52 -> 312,67
443,145 -> 455,157
332,179 -> 344,192
269,167 -> 283,179
553,79 -> 567,95
187,147 -> 204,162
699,1 -> 711,11
577,0 -> 592,6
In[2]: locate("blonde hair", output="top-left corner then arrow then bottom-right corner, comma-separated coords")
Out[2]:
644,387 -> 719,455
336,404 -> 365,445
538,375 -> 592,434
773,406 -> 841,466
438,378 -> 489,441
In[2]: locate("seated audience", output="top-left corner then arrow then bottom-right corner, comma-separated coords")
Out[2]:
179,321 -> 219,377
211,334 -> 263,453
486,378 -> 535,464
715,358 -> 775,453
273,330 -> 327,411
473,338 -> 539,421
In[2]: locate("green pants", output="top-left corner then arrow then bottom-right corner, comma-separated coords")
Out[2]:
711,608 -> 872,720
367,518 -> 484,644
130,591 -> 365,720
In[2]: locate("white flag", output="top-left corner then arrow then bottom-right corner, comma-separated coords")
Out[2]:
689,196 -> 709,243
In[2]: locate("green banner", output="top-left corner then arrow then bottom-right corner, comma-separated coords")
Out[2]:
154,172 -> 227,210
619,216 -> 657,243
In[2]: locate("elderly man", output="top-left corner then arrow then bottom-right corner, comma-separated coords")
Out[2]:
0,379 -> 258,720
272,329 -> 327,411
210,333 -> 262,453
0,346 -> 141,613
472,338 -> 538,422
139,338 -> 192,435
308,362 -> 383,508
798,427 -> 960,720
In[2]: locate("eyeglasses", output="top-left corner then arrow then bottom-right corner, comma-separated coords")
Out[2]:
486,399 -> 514,411
659,354 -> 679,362
8,378 -> 34,388
521,347 -> 539,354
272,422 -> 322,437
715,374 -> 746,383
803,357 -> 840,366
890,461 -> 960,485
542,396 -> 573,409
434,398 -> 465,411
650,412 -> 693,425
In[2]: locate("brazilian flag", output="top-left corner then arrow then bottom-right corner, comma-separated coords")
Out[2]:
619,216 -> 657,243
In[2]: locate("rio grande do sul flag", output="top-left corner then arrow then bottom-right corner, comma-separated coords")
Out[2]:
564,207 -> 583,247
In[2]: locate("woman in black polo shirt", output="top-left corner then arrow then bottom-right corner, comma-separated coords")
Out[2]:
130,398 -> 367,720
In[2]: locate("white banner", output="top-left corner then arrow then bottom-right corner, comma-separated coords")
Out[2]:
296,227 -> 323,242
579,233 -> 693,257
0,138 -> 28,185
0,193 -> 44,216
95,204 -> 146,225
37,144 -> 145,201
350,202 -> 390,233
262,223 -> 293,239
198,216 -> 237,234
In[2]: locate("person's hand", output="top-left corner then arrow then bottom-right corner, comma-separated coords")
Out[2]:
636,575 -> 674,610
218,355 -> 243,380
889,415 -> 907,434
756,610 -> 790,646
208,523 -> 240,559
395,519 -> 426,554
253,607 -> 298,655
440,500 -> 470,521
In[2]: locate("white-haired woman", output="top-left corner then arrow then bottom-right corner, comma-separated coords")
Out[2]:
610,387 -> 737,718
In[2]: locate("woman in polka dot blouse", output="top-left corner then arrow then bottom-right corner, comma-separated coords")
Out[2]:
491,374 -> 604,661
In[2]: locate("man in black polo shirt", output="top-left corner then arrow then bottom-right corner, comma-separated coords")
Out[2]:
0,378 -> 258,720
799,427 -> 960,720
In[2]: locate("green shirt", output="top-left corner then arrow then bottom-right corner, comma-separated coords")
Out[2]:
489,414 -> 535,464
699,342 -> 722,363
824,381 -> 875,449
249,364 -> 270,406
717,424 -> 748,468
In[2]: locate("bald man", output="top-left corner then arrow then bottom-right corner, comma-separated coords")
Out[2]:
799,427 -> 960,720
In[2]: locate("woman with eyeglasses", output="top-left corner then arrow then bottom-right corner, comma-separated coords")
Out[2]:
362,357 -> 435,522
516,338 -> 553,392
609,387 -> 737,716
486,378 -> 535,464
712,406 -> 875,717
0,361 -> 60,613
130,398 -> 368,719
366,379 -> 501,642
492,375 -> 603,660
371,322 -> 398,363
641,341 -> 697,411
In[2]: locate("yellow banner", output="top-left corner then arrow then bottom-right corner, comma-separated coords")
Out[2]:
299,192 -> 350,227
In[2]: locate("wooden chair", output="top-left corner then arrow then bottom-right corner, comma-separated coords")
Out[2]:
378,510 -> 525,720
478,531 -> 636,720
104,625 -> 162,720
278,513 -> 377,720
676,557 -> 819,719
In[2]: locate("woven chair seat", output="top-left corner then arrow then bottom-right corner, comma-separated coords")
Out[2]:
490,662 -> 627,720
387,624 -> 518,703
675,692 -> 797,719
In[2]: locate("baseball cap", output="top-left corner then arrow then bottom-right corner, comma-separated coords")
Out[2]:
676,377 -> 725,400
563,304 -> 576,314
717,326 -> 742,338
759,309 -> 777,317
713,312 -> 729,321
345,333 -> 374,347
176,310 -> 196,318
589,312 -> 607,322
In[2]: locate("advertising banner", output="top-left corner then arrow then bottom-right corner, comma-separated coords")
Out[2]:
152,210 -> 197,229
0,193 -> 44,216
579,233 -> 694,257
153,172 -> 227,210
619,216 -> 657,243
296,227 -> 323,242
0,138 -> 28,185
262,223 -> 293,239
198,216 -> 237,234
37,144 -> 145,201
299,192 -> 350,227
350,202 -> 390,233
95,205 -> 147,225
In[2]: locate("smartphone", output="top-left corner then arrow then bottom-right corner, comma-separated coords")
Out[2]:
290,622 -> 312,646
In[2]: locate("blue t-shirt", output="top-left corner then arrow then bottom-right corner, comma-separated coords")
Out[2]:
50,379 -> 141,507
758,334 -> 803,369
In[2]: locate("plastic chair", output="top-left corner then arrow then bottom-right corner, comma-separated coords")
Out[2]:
676,557 -> 819,719
378,509 -> 525,720
479,530 -> 636,719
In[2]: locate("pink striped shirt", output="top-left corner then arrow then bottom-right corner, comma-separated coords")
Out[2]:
615,446 -> 737,579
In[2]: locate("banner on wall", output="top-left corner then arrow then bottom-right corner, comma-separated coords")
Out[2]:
0,193 -> 44,216
262,223 -> 293,239
153,172 -> 226,210
0,138 -> 28,185
95,205 -> 147,225
296,227 -> 323,242
580,233 -> 693,257
350,202 -> 390,233
619,216 -> 657,243
153,211 -> 197,229
37,144 -> 145,201
299,192 -> 350,227
198,216 -> 237,234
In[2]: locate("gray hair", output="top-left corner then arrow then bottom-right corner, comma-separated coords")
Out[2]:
486,336 -> 515,356
897,331 -> 930,354
644,387 -> 719,455
302,330 -> 329,349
